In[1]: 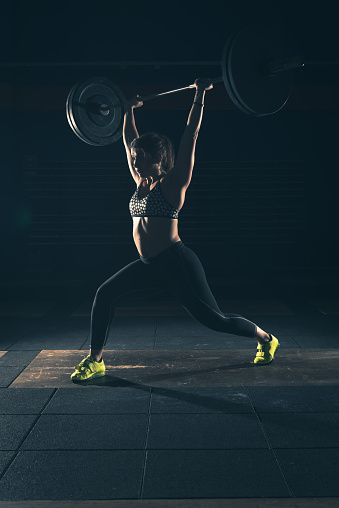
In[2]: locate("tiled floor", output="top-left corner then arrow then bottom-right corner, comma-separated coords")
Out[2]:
0,296 -> 338,505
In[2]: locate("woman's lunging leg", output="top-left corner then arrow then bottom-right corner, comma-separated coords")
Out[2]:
151,246 -> 268,341
89,259 -> 161,360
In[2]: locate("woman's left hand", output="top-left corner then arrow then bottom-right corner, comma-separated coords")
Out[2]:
193,78 -> 213,91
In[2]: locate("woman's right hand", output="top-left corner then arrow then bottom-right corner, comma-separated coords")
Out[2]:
126,94 -> 144,109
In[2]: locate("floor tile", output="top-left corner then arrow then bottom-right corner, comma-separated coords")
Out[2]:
0,317 -> 38,342
87,337 -> 155,350
217,300 -> 294,315
308,300 -> 339,315
0,301 -> 54,317
246,386 -> 339,413
154,334 -> 299,350
0,451 -> 16,476
107,317 -> 158,336
260,412 -> 339,448
20,414 -> 149,450
72,299 -> 188,317
43,387 -> 151,414
0,351 -> 40,367
0,388 -> 55,414
32,316 -> 90,328
9,349 -> 339,388
10,316 -> 91,346
73,299 -> 294,317
0,450 -> 145,500
150,387 -> 253,413
115,303 -> 188,317
71,302 -> 94,316
291,335 -> 339,348
154,335 -> 253,349
0,367 -> 27,388
0,499 -> 336,507
246,316 -> 336,337
8,500 -> 339,507
0,344 -> 15,354
278,323 -> 338,339
142,450 -> 291,498
276,449 -> 339,496
19,328 -> 88,341
148,413 -> 268,449
7,338 -> 87,351
0,415 -> 38,450
1,298 -> 339,501
156,317 -> 211,337
92,342 -> 155,350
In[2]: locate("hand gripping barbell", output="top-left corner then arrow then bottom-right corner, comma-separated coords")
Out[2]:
65,24 -> 334,146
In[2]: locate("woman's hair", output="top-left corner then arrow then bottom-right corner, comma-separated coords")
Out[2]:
129,132 -> 175,173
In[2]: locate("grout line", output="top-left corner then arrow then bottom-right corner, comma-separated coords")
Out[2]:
0,387 -> 58,482
281,298 -> 325,316
153,318 -> 158,349
6,363 -> 38,388
4,319 -> 44,349
247,387 -> 295,497
139,387 -> 153,498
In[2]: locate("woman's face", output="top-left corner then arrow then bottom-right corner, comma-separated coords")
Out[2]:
131,148 -> 160,178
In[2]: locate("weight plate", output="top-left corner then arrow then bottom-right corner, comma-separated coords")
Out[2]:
222,25 -> 292,116
66,76 -> 126,146
66,83 -> 97,146
222,31 -> 253,115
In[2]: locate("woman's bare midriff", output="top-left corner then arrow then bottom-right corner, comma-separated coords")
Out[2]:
132,216 -> 181,258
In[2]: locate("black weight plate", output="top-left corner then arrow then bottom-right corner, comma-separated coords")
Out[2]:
66,83 -> 97,146
222,25 -> 292,116
66,76 -> 126,146
222,30 -> 253,115
67,77 -> 125,146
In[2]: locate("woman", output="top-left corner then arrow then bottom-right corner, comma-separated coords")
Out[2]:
71,78 -> 280,382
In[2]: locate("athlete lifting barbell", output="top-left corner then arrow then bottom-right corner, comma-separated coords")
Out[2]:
70,74 -> 279,382
68,23 -> 337,381
69,24 -> 309,380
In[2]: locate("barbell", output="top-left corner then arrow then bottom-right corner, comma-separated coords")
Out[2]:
64,24 -> 331,146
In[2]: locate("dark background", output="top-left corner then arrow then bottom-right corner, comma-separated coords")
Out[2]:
1,0 -> 338,301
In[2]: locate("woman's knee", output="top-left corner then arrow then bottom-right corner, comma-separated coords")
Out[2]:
93,281 -> 117,307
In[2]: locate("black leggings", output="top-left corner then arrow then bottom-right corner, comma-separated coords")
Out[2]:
89,241 -> 257,349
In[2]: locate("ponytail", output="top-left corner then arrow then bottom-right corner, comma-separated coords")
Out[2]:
130,132 -> 175,174
159,134 -> 175,173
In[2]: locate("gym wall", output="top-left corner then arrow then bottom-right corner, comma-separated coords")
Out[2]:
1,0 -> 338,295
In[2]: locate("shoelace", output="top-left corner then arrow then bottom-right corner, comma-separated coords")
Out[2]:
75,357 -> 93,372
256,343 -> 269,357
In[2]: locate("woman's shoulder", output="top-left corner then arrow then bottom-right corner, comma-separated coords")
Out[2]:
159,174 -> 186,211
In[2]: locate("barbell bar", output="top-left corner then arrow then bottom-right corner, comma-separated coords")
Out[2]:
99,77 -> 225,113
64,24 -> 337,146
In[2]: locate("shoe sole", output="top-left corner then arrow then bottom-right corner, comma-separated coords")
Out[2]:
71,371 -> 106,382
254,343 -> 280,365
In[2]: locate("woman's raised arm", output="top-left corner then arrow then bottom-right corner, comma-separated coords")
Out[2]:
123,95 -> 143,184
166,79 -> 213,190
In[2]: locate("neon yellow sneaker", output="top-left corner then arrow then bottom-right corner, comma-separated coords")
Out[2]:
70,355 -> 105,382
254,334 -> 280,365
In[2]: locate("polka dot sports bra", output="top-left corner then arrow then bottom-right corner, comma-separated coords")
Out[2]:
129,181 -> 179,219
